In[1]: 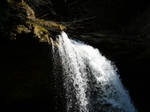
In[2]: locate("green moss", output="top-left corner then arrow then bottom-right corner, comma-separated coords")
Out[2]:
17,25 -> 31,33
7,0 -> 67,47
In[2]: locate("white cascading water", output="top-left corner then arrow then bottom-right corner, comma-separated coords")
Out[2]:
52,31 -> 137,112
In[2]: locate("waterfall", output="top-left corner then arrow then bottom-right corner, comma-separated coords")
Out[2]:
51,31 -> 137,112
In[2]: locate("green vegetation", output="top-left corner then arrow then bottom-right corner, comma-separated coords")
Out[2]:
5,0 -> 67,47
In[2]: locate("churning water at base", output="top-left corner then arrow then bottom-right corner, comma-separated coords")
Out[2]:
52,32 -> 137,112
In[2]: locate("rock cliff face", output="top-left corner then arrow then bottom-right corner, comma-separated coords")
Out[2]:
0,0 -> 150,112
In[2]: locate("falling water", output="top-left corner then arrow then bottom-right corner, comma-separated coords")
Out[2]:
52,32 -> 137,112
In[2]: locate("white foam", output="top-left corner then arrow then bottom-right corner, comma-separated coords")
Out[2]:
52,31 -> 137,112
